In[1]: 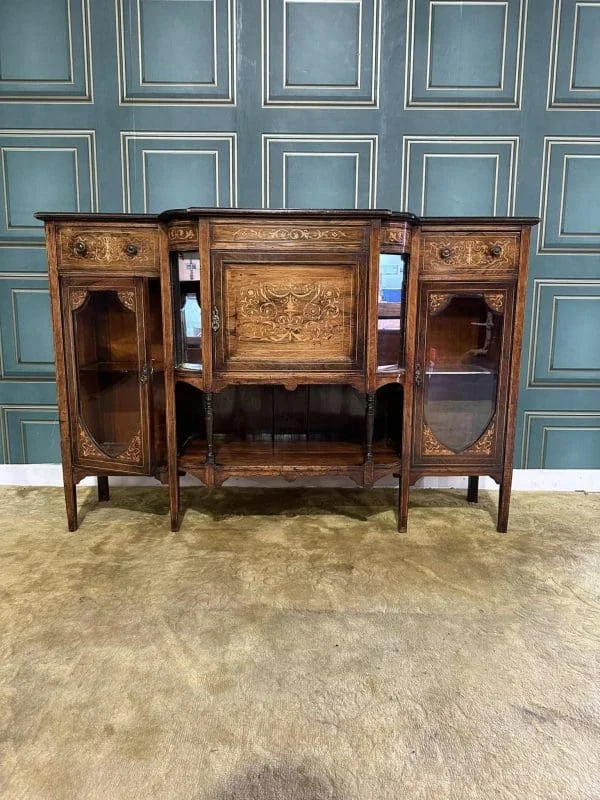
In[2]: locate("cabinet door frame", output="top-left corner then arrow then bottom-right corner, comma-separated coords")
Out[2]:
211,250 -> 367,375
412,280 -> 516,468
61,275 -> 152,474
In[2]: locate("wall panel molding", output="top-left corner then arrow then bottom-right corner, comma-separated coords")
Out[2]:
406,0 -> 527,108
401,136 -> 518,215
0,131 -> 97,246
121,132 -> 237,211
262,134 -> 377,207
527,279 -> 600,387
548,0 -> 600,107
522,411 -> 600,468
538,137 -> 600,253
262,0 -> 381,107
116,0 -> 236,105
0,0 -> 92,103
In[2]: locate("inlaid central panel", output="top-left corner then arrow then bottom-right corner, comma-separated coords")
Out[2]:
213,252 -> 366,373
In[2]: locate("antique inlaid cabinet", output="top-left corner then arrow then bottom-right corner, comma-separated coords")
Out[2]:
36,209 -> 538,533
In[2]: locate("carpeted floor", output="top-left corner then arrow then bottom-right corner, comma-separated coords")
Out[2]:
0,486 -> 599,800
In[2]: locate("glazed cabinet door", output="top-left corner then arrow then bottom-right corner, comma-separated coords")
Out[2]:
412,283 -> 515,467
62,277 -> 152,473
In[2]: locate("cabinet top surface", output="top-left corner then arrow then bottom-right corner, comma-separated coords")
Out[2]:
34,209 -> 540,226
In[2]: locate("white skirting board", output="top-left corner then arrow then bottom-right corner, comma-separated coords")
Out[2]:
0,465 -> 598,492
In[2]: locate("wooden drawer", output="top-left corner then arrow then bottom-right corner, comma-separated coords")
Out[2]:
57,226 -> 158,270
420,232 -> 519,276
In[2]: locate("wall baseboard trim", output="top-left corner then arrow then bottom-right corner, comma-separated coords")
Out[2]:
0,465 -> 598,492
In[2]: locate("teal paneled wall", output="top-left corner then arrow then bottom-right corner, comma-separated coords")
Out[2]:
0,0 -> 598,468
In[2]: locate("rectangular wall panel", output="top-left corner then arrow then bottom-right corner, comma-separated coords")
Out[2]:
523,413 -> 600,468
549,0 -> 600,107
528,281 -> 600,386
402,137 -> 517,216
121,132 -> 237,211
264,0 -> 381,106
406,0 -> 526,107
0,278 -> 54,378
0,131 -> 96,245
0,0 -> 92,101
264,135 -> 376,208
1,407 -> 60,464
117,0 -> 235,103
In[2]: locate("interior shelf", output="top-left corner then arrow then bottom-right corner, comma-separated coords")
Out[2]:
178,438 -> 399,470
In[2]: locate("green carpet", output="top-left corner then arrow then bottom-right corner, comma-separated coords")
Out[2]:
1,486 -> 599,799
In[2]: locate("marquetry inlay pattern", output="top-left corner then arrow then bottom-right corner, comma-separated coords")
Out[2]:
467,421 -> 496,456
428,293 -> 453,315
422,424 -> 454,456
120,431 -> 143,463
117,291 -> 136,312
483,293 -> 505,313
59,228 -> 157,268
212,224 -> 365,246
422,235 -> 518,273
168,222 -> 198,247
422,420 -> 497,457
77,422 -> 143,464
237,283 -> 344,343
78,423 -> 107,461
381,224 -> 411,250
70,289 -> 88,310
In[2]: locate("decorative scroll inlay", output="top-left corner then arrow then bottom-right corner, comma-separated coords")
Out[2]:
117,291 -> 136,312
237,283 -> 343,343
422,420 -> 496,457
212,223 -> 364,246
119,431 -> 143,463
423,236 -> 518,271
78,423 -> 142,464
428,293 -> 453,315
78,423 -> 107,461
484,292 -> 505,313
59,228 -> 156,266
168,223 -> 198,245
467,421 -> 496,456
70,289 -> 88,310
382,225 -> 411,249
422,424 -> 454,456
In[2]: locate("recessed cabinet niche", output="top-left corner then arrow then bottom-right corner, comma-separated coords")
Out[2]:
37,209 -> 537,533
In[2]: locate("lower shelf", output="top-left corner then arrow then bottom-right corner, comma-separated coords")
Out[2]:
178,438 -> 400,481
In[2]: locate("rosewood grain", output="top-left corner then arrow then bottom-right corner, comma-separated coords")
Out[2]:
36,209 -> 538,533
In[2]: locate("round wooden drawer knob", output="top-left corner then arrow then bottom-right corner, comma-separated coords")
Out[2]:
125,243 -> 139,256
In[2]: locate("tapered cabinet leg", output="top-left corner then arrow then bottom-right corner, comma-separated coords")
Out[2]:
170,472 -> 180,531
97,476 -> 109,502
397,473 -> 410,533
497,474 -> 512,532
467,476 -> 479,504
64,478 -> 77,532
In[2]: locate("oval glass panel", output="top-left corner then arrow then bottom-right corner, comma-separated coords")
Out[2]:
424,294 -> 503,453
74,290 -> 141,459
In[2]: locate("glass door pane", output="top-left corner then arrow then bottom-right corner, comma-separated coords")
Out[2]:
423,293 -> 503,453
175,251 -> 202,370
73,288 -> 144,461
377,253 -> 406,371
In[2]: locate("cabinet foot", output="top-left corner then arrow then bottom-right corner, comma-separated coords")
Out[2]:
467,476 -> 479,504
497,477 -> 512,532
64,481 -> 78,531
97,476 -> 109,502
169,472 -> 180,532
397,475 -> 410,533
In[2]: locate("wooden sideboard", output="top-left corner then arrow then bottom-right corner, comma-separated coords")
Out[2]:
36,209 -> 538,533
